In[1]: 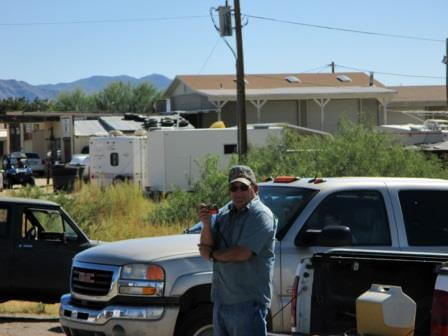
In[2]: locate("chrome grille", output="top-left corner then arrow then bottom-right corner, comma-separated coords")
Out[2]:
72,266 -> 113,296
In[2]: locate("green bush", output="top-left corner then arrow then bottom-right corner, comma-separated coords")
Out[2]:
247,120 -> 448,179
154,120 -> 448,225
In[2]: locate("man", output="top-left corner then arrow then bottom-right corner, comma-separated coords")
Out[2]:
198,165 -> 277,336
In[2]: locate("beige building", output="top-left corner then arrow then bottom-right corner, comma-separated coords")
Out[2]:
163,72 -> 396,133
387,85 -> 447,123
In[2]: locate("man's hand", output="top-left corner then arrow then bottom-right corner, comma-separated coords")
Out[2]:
198,203 -> 212,226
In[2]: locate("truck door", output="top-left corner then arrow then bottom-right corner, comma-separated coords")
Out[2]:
11,206 -> 87,301
0,205 -> 11,297
279,188 -> 396,332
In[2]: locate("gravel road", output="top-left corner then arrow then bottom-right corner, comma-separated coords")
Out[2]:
0,316 -> 62,336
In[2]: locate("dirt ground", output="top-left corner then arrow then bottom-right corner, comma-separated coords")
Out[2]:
1,178 -> 53,194
0,315 -> 62,336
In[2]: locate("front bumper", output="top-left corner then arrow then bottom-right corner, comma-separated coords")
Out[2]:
59,294 -> 179,336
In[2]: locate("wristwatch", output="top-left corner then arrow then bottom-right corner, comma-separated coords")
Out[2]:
209,249 -> 215,262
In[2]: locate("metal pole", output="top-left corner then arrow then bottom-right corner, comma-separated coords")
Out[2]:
446,38 -> 448,109
233,0 -> 248,161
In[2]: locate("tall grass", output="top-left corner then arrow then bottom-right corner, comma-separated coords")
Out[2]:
12,182 -> 184,241
0,301 -> 59,316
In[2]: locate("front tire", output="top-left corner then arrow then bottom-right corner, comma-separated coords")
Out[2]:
176,304 -> 213,336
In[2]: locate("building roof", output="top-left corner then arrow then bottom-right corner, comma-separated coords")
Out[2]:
389,85 -> 446,103
197,86 -> 395,101
74,119 -> 108,137
165,72 -> 394,101
173,72 -> 385,90
99,116 -> 144,132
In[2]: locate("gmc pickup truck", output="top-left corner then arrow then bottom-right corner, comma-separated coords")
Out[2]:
291,249 -> 448,336
59,177 -> 448,335
0,197 -> 94,303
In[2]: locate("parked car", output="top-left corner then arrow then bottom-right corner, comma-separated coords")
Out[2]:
67,154 -> 90,181
2,152 -> 35,188
0,197 -> 96,303
59,176 -> 448,335
25,152 -> 45,176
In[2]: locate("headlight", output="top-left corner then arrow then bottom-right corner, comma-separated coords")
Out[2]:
119,264 -> 165,296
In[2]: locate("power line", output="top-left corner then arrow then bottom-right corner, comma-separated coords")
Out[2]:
0,15 -> 208,26
336,64 -> 445,79
197,37 -> 221,74
245,14 -> 444,43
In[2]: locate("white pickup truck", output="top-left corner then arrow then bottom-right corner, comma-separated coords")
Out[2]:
59,177 -> 448,335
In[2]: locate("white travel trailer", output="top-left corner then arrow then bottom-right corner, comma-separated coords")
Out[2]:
145,125 -> 283,193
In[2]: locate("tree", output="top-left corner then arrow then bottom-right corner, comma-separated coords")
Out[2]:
53,88 -> 94,112
94,82 -> 134,113
130,83 -> 161,114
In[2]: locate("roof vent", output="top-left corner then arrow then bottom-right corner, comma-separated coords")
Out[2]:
285,76 -> 301,83
336,75 -> 352,83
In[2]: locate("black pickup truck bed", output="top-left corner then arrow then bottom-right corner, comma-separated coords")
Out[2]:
307,249 -> 448,336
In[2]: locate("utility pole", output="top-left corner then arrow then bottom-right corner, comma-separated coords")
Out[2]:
446,38 -> 448,109
331,61 -> 335,73
233,0 -> 248,161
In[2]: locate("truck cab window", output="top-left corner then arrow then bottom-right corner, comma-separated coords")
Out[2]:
21,208 -> 69,241
258,186 -> 317,240
0,208 -> 8,237
303,190 -> 391,246
399,190 -> 448,246
110,153 -> 119,166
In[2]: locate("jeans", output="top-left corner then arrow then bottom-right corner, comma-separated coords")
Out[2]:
213,300 -> 268,336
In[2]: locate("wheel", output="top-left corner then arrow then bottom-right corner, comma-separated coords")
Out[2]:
112,176 -> 126,185
3,177 -> 11,189
22,177 -> 35,187
176,304 -> 213,336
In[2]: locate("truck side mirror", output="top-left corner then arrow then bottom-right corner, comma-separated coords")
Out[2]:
318,225 -> 353,247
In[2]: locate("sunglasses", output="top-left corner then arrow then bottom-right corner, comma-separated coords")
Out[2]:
229,184 -> 250,192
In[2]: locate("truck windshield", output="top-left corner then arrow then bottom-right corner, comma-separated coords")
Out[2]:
258,186 -> 317,240
184,186 -> 317,239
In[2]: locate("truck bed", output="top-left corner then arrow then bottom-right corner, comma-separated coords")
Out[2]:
308,249 -> 448,335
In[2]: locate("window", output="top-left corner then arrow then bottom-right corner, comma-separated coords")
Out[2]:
303,190 -> 390,245
110,153 -> 119,166
224,144 -> 237,154
21,208 -> 75,241
259,186 -> 317,240
0,208 -> 8,237
400,190 -> 448,246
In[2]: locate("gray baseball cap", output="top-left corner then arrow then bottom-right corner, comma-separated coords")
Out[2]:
228,165 -> 256,186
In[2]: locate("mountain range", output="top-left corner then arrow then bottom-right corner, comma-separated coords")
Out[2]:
0,74 -> 172,100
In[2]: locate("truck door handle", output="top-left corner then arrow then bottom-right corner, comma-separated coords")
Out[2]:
18,244 -> 33,249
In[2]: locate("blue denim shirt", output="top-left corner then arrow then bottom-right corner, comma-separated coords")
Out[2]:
211,196 -> 277,307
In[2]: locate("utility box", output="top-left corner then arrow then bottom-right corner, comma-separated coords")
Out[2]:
356,284 -> 416,336
218,5 -> 232,36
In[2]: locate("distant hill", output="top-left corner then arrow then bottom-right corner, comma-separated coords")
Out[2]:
0,74 -> 172,100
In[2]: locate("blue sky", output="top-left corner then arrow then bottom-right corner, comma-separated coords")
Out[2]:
1,1 -> 446,86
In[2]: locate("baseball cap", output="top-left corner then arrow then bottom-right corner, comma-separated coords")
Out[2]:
228,165 -> 256,186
